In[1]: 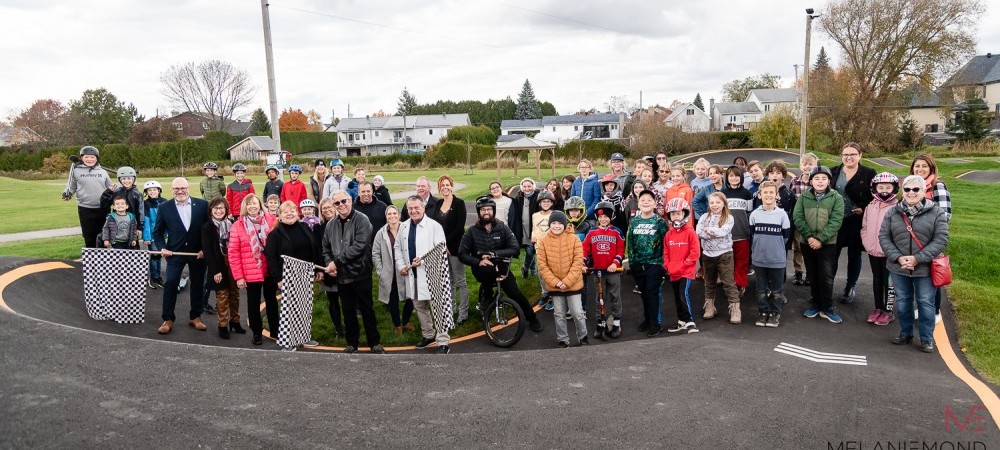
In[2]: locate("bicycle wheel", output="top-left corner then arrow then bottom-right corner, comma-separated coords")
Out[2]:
483,297 -> 525,348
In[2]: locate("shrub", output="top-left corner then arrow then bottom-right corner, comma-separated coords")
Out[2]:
280,132 -> 339,153
447,125 -> 497,145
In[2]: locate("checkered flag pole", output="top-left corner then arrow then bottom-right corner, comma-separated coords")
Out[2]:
81,248 -> 149,324
277,255 -> 316,349
421,242 -> 454,332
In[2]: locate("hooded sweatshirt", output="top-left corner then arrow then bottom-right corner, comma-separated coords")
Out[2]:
64,163 -> 112,209
583,225 -> 625,270
663,214 -> 700,281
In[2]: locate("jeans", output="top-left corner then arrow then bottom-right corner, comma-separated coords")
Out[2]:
754,266 -> 785,314
633,264 -> 664,326
246,277 -> 279,336
802,244 -> 836,311
147,241 -> 162,280
161,254 -> 206,322
891,273 -> 936,343
385,278 -> 414,327
868,255 -> 889,311
552,293 -> 586,344
836,213 -> 863,290
521,244 -> 537,275
339,278 -> 381,348
448,255 -> 470,321
472,264 -> 539,324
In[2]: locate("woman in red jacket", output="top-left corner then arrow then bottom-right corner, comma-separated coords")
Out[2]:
227,194 -> 278,345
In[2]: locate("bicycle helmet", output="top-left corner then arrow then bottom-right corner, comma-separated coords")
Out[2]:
601,173 -> 618,188
536,190 -> 555,203
265,165 -> 279,174
79,146 -> 100,157
564,196 -> 586,213
475,196 -> 496,213
232,163 -> 247,172
288,164 -> 302,173
329,159 -> 344,167
594,201 -> 615,219
116,166 -> 137,179
665,198 -> 691,229
299,199 -> 317,209
202,162 -> 219,170
870,171 -> 899,203
808,165 -> 833,182
143,180 -> 162,192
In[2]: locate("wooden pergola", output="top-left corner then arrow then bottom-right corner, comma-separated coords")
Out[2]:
495,136 -> 557,180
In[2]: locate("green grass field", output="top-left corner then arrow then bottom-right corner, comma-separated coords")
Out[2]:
2,158 -> 999,382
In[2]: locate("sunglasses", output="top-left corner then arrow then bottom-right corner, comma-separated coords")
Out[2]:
333,199 -> 349,206
902,187 -> 922,193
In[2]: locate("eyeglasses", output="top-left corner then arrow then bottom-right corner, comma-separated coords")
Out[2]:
172,187 -> 188,191
656,156 -> 667,160
211,206 -> 226,210
333,199 -> 349,206
841,153 -> 860,158
902,187 -> 922,193
658,170 -> 669,174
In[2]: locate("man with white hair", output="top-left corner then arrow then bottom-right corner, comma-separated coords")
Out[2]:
415,176 -> 438,210
395,195 -> 451,354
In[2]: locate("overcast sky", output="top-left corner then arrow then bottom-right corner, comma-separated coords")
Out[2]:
2,0 -> 999,126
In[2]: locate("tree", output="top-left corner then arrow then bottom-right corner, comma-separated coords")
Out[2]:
897,116 -> 923,151
250,108 -> 270,135
721,73 -> 782,102
396,87 -> 417,116
515,79 -> 542,120
160,60 -> 255,131
750,105 -> 800,148
371,109 -> 389,118
306,109 -> 324,131
604,95 -> 638,115
693,93 -> 704,112
947,100 -> 992,142
9,99 -> 68,146
278,108 -> 310,132
127,117 -> 180,145
68,88 -> 138,144
813,46 -> 831,74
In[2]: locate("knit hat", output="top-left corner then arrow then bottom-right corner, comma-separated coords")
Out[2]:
373,175 -> 385,184
548,210 -> 568,227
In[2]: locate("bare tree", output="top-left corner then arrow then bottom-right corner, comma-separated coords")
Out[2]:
161,60 -> 255,130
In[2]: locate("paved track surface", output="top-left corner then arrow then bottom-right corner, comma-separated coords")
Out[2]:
957,170 -> 1000,183
2,254 -> 998,448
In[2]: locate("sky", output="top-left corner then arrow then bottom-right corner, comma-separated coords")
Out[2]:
2,0 -> 999,126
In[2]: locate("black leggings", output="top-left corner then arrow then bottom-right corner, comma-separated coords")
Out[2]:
868,255 -> 889,311
472,264 -> 539,324
78,206 -> 106,249
246,277 -> 279,336
385,278 -> 414,327
326,291 -> 344,334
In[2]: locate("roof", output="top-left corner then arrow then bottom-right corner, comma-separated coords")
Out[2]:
500,119 -> 543,129
334,114 -> 470,132
900,84 -> 942,108
713,102 -> 762,115
495,136 -> 557,149
541,113 -> 622,125
944,54 -> 1000,86
164,111 -> 251,136
664,103 -> 708,122
497,134 -> 523,143
747,88 -> 798,103
227,135 -> 275,153
0,125 -> 45,147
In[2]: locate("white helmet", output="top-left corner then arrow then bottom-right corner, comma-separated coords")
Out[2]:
300,199 -> 317,209
143,180 -> 162,192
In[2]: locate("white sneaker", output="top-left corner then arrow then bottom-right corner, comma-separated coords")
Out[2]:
302,340 -> 319,347
667,321 -> 696,333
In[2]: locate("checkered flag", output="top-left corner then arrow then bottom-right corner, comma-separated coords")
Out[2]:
421,242 -> 454,332
277,255 -> 316,349
81,248 -> 148,324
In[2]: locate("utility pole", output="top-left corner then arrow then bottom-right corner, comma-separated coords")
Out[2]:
800,9 -> 820,157
793,64 -> 800,83
260,0 -> 282,152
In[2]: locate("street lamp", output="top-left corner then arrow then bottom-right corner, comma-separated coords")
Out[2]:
800,8 -> 821,156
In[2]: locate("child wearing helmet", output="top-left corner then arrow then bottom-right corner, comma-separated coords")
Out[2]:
99,166 -> 145,247
860,172 -> 900,326
300,199 -> 321,231
793,166 -> 845,324
263,165 -> 283,201
142,180 -> 167,288
226,163 -> 255,220
200,162 -> 226,202
749,181 -> 792,327
599,173 -> 627,234
532,189 -> 557,310
582,201 -> 625,338
63,146 -> 114,249
663,198 -> 701,333
280,164 -> 308,210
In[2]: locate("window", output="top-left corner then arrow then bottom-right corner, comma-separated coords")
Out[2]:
574,126 -> 579,131
765,104 -> 770,112
686,108 -> 694,116
374,131 -> 380,137
172,122 -> 183,131
925,124 -> 939,133
428,129 -> 434,135
611,124 -> 618,130
202,122 -> 209,130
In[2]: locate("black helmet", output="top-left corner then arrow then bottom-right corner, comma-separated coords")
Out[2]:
79,146 -> 99,157
536,190 -> 555,203
595,201 -> 615,219
809,165 -> 833,182
475,196 -> 496,213
203,162 -> 219,170
232,163 -> 247,172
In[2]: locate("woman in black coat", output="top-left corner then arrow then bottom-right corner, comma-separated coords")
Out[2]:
372,175 -> 393,206
201,197 -> 245,339
264,200 -> 324,350
830,142 -> 877,304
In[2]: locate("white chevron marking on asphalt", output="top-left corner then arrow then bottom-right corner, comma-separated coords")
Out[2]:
774,342 -> 868,366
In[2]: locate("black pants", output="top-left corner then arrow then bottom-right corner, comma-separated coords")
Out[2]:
633,264 -> 664,326
340,278 -> 381,347
868,255 -> 889,311
385,278 -> 414,327
246,277 -> 279,336
471,264 -> 539,324
835,214 -> 863,291
802,244 -> 836,311
670,278 -> 695,323
78,206 -> 106,249
161,254 -> 206,322
326,291 -> 344,334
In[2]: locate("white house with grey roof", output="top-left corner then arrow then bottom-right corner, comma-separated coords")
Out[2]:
746,88 -> 799,115
500,113 -> 624,144
663,103 -> 710,132
328,113 -> 470,155
711,102 -> 762,131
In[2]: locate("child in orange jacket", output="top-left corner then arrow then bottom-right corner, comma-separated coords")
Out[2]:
664,166 -> 694,209
662,198 -> 701,333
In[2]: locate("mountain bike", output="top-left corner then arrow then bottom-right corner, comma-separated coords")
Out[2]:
477,257 -> 526,348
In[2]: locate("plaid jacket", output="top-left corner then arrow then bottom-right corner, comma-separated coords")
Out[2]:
929,181 -> 952,221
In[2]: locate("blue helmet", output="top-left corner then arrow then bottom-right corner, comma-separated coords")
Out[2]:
288,164 -> 302,173
329,159 -> 344,167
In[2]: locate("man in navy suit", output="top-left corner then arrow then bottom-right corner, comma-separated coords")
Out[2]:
153,177 -> 210,334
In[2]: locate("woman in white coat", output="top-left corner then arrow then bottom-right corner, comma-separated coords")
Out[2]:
372,205 -> 414,335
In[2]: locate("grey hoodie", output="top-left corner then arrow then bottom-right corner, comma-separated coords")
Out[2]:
64,163 -> 112,209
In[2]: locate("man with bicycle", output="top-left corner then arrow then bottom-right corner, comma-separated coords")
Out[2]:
458,197 -> 544,333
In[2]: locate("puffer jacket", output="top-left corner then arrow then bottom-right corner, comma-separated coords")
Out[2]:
879,199 -> 949,278
142,197 -> 166,242
100,185 -> 145,230
793,189 -> 844,245
458,219 -> 520,266
321,209 -> 374,284
570,173 -> 602,219
227,213 -> 277,283
200,175 -> 226,202
663,220 -> 700,281
226,178 -> 256,213
536,225 -> 584,294
860,197 -> 897,257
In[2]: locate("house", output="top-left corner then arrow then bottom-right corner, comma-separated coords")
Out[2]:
165,111 -> 252,138
711,102 -> 762,131
634,105 -> 672,123
227,136 -> 275,161
901,84 -> 947,134
940,53 -> 1000,129
746,88 -> 799,115
0,125 -> 45,147
663,103 -> 710,132
499,113 -> 625,144
329,113 -> 470,156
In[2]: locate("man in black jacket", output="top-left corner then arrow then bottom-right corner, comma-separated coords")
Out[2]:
353,181 -> 387,243
459,197 -> 543,333
830,142 -> 877,304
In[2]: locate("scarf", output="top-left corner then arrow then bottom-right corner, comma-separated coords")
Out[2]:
213,218 -> 231,255
243,212 -> 270,267
923,174 -> 937,200
903,199 -> 926,218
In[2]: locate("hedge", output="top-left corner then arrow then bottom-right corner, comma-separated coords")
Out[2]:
277,132 -> 339,153
446,125 -> 497,145
290,153 -> 423,168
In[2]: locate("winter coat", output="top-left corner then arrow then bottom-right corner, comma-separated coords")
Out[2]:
100,185 -> 145,230
860,197 -> 897,257
227,213 -> 277,283
582,225 -> 625,270
426,196 -> 467,256
265,221 -> 323,283
200,176 -> 226,202
323,175 -> 351,200
831,163 -> 877,211
142,197 -> 166,242
394,217 -> 447,301
280,179 -> 308,209
372,224 -> 409,304
663,221 -> 700,281
321,209 -> 374,284
510,191 -> 539,246
226,178 -> 256,213
63,162 -> 112,209
310,174 -> 329,203
536,227 -> 584,294
101,212 -> 137,244
570,173 -> 602,219
354,198 -> 388,244
458,219 -> 521,266
201,220 -> 234,290
879,199 -> 949,278
374,185 -> 393,207
793,189 -> 844,246
263,179 -> 283,201
691,183 -> 721,220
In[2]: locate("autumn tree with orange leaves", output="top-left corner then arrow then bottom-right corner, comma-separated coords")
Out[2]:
278,108 -> 310,132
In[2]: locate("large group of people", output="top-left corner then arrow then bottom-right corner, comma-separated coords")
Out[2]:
62,143 -> 951,354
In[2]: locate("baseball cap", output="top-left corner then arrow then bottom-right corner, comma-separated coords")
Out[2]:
611,153 -> 625,161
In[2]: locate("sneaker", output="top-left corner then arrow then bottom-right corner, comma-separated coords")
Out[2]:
544,300 -> 554,312
342,346 -> 357,354
867,309 -> 883,324
840,286 -> 857,304
755,314 -> 768,327
203,303 -> 217,314
414,337 -> 435,349
529,320 -> 544,332
891,335 -> 913,345
280,346 -> 297,352
301,340 -> 319,347
536,296 -> 548,308
593,327 -> 606,339
803,308 -> 820,318
580,336 -> 590,346
747,267 -> 755,276
820,308 -> 843,324
151,278 -> 165,289
637,321 -> 650,332
371,344 -> 386,354
646,324 -> 662,337
435,345 -> 450,354
792,272 -> 803,285
557,341 -> 569,348
766,314 -> 780,327
608,325 -> 622,339
874,311 -> 894,326
632,286 -> 642,294
667,321 -> 694,333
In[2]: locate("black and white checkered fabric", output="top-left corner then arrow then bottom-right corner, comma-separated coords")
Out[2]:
81,248 -> 148,324
422,242 -> 454,332
277,255 -> 315,349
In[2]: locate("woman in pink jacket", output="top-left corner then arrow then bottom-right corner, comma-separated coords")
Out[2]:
860,172 -> 899,326
228,194 -> 278,345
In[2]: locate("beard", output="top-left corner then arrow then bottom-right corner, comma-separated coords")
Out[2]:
478,214 -> 494,227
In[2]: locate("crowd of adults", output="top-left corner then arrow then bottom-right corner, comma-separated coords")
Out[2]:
62,144 -> 952,354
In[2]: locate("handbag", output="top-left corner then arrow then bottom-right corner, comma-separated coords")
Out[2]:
901,214 -> 952,287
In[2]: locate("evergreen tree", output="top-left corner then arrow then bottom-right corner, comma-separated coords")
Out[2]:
947,99 -> 992,142
813,46 -> 831,74
250,108 -> 271,135
693,93 -> 704,111
396,87 -> 417,116
515,79 -> 542,120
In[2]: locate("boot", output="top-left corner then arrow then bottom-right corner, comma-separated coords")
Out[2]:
394,326 -> 403,335
218,326 -> 230,339
729,303 -> 742,324
792,272 -> 803,285
703,301 -> 717,320
229,322 -> 247,334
